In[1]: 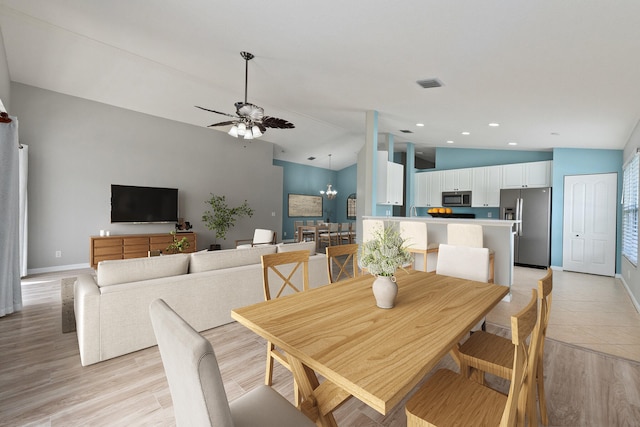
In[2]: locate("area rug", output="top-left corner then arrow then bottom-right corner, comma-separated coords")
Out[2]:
61,277 -> 77,333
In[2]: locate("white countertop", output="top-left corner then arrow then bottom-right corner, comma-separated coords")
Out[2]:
364,216 -> 519,227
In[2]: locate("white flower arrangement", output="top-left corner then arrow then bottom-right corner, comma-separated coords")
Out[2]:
359,226 -> 412,277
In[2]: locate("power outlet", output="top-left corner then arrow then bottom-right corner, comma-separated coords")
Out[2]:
283,231 -> 287,237
55,250 -> 62,258
487,212 -> 492,218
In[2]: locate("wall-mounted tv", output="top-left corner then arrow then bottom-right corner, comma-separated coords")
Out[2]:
111,184 -> 178,223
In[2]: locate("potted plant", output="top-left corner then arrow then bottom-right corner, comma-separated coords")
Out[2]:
359,226 -> 412,308
202,194 -> 254,250
165,230 -> 191,254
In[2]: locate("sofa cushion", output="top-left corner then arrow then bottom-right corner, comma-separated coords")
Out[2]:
97,253 -> 190,287
276,241 -> 316,256
189,245 -> 277,273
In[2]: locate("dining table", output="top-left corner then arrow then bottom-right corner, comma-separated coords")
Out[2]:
231,269 -> 510,426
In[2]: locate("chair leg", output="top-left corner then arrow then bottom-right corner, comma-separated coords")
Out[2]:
538,358 -> 549,425
265,342 -> 275,386
488,253 -> 495,283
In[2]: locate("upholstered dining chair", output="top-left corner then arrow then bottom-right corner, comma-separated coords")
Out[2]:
447,223 -> 495,283
399,221 -> 439,272
318,223 -> 340,247
293,220 -> 304,242
339,222 -> 352,244
235,228 -> 277,248
458,269 -> 553,425
362,219 -> 384,243
149,299 -> 314,427
326,243 -> 359,283
261,250 -> 310,405
405,289 -> 542,427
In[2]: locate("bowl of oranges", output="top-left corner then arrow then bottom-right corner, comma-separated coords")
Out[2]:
427,207 -> 453,217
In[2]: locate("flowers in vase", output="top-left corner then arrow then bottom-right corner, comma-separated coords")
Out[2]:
359,226 -> 412,277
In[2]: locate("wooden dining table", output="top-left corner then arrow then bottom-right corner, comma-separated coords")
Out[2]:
231,270 -> 509,426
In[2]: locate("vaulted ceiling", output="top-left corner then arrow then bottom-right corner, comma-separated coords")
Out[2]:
1,1 -> 639,170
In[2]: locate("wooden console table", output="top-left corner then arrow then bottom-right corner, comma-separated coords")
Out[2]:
89,232 -> 197,268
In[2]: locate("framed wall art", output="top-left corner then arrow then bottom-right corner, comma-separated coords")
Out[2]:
288,194 -> 323,217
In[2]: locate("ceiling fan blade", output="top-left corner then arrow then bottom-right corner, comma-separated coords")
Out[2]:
207,120 -> 237,127
262,116 -> 295,129
195,105 -> 237,118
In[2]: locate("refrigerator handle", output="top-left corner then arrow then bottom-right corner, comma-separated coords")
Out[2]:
515,197 -> 522,236
519,197 -> 523,236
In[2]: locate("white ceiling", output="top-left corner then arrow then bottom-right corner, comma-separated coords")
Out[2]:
1,0 -> 639,170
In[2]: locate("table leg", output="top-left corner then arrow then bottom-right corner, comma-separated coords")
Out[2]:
288,357 -> 338,427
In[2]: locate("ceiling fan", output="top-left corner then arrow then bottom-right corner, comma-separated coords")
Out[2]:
196,51 -> 294,140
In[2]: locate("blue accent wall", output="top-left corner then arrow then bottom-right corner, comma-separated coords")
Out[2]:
429,147 -> 553,170
275,160 -> 357,240
550,148 -> 623,271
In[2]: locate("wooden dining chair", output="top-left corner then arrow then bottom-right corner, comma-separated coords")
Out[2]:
447,223 -> 495,283
318,222 -> 340,247
399,221 -> 439,272
149,299 -> 315,427
326,243 -> 359,283
458,269 -> 553,425
261,250 -> 310,405
406,289 -> 541,427
293,220 -> 304,242
339,222 -> 352,244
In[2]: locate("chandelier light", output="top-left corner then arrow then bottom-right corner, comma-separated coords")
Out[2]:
320,154 -> 338,199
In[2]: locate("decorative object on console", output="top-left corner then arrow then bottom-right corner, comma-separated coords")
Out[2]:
202,194 -> 254,248
320,154 -> 337,199
195,51 -> 294,140
166,230 -> 191,254
359,226 -> 412,309
175,217 -> 192,231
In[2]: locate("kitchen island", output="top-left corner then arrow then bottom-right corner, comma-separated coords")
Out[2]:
363,216 -> 517,295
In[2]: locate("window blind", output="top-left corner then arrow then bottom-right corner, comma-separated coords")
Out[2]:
622,153 -> 639,266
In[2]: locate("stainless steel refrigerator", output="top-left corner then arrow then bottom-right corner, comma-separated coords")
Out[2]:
500,187 -> 551,268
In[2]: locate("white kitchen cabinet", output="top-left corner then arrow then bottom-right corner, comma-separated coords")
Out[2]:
442,168 -> 472,192
414,172 -> 428,207
377,154 -> 404,205
472,165 -> 502,207
425,170 -> 442,207
502,161 -> 552,188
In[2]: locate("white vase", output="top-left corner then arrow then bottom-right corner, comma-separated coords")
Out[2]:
372,275 -> 398,309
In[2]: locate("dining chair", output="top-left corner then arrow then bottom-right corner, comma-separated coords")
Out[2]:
293,220 -> 304,242
405,289 -> 541,427
235,228 -> 277,248
261,250 -> 310,405
149,299 -> 314,427
318,222 -> 340,248
362,219 -> 384,243
326,243 -> 359,283
458,269 -> 553,425
399,221 -> 439,272
446,223 -> 495,283
339,222 -> 352,244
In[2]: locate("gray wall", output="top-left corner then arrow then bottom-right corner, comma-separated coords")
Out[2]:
11,83 -> 283,272
622,121 -> 640,309
0,29 -> 9,108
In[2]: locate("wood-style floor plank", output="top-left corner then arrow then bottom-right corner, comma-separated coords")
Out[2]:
0,269 -> 639,426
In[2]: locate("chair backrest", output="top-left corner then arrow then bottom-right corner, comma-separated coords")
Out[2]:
340,223 -> 351,232
538,269 -> 553,333
325,223 -> 339,232
436,243 -> 490,282
305,220 -> 315,226
501,289 -> 541,427
261,250 -> 310,300
326,244 -> 359,283
253,228 -> 277,245
362,219 -> 384,243
294,220 -> 304,228
399,221 -> 427,251
149,299 -> 233,427
447,223 -> 484,248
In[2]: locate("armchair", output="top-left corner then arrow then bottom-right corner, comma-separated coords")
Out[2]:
235,229 -> 277,249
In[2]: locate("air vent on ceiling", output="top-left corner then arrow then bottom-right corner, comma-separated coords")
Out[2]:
400,129 -> 413,134
416,78 -> 443,89
307,156 -> 316,161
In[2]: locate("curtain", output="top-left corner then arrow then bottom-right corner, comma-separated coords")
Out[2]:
0,116 -> 22,316
19,144 -> 28,277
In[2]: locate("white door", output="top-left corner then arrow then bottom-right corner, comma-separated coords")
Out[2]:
562,173 -> 617,276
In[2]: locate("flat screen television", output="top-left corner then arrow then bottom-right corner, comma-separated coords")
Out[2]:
111,184 -> 178,223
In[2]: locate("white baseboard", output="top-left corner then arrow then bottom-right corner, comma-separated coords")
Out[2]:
26,263 -> 91,276
620,275 -> 640,314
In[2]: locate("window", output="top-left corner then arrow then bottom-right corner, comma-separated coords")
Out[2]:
622,154 -> 639,266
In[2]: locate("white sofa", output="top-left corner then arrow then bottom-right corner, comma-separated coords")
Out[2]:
74,241 -> 327,366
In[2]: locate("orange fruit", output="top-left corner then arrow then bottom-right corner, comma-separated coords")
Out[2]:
438,208 -> 446,214
445,208 -> 452,214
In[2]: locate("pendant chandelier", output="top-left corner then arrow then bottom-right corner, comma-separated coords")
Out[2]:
320,154 -> 338,199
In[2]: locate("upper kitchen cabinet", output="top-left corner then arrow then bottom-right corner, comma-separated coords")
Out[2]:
377,152 -> 404,205
442,168 -> 472,192
414,170 -> 442,207
502,160 -> 552,189
472,165 -> 502,207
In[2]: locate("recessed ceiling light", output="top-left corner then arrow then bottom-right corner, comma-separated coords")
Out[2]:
508,142 -> 517,146
489,123 -> 500,127
416,123 -> 425,127
461,132 -> 470,135
446,140 -> 454,144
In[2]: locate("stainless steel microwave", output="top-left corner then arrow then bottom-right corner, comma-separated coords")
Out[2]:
442,191 -> 472,207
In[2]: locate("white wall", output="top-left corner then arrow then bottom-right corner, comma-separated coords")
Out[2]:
622,120 -> 640,310
0,28 -> 10,108
11,83 -> 283,271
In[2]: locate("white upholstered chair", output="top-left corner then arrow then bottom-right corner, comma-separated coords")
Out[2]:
447,223 -> 495,283
362,219 -> 384,243
399,221 -> 439,272
149,298 -> 314,427
235,228 -> 277,249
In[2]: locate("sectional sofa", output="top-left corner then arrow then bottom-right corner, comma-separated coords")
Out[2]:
74,241 -> 327,366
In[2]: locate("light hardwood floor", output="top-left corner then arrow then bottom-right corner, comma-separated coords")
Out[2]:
0,267 -> 639,426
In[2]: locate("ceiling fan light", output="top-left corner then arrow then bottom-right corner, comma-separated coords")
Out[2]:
244,129 -> 253,140
237,122 -> 246,136
228,125 -> 239,138
251,125 -> 262,138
